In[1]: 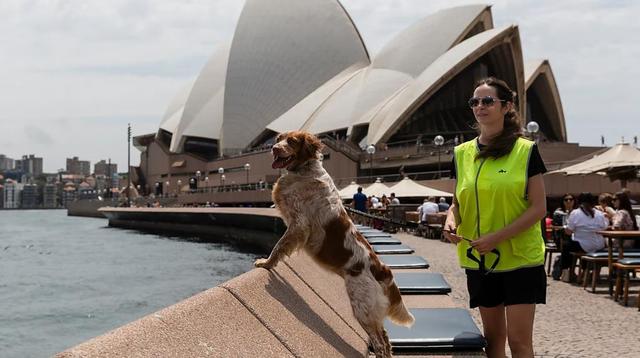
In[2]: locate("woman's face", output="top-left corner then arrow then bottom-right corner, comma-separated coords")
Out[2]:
563,196 -> 574,210
613,197 -> 620,209
471,84 -> 509,128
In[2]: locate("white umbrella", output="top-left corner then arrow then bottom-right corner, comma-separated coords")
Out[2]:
338,181 -> 361,200
550,142 -> 640,187
388,177 -> 452,198
364,178 -> 391,198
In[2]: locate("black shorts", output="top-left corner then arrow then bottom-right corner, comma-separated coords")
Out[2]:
466,265 -> 547,308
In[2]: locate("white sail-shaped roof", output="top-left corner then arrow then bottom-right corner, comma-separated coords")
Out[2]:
367,25 -> 523,144
524,59 -> 567,142
159,82 -> 192,135
221,0 -> 370,153
169,44 -> 230,152
264,4 -> 494,139
388,177 -> 452,198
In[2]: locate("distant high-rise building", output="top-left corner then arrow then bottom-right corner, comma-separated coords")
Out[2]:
43,183 -> 57,208
3,180 -> 21,208
0,154 -> 15,171
15,154 -> 43,177
94,160 -> 117,176
21,184 -> 39,208
66,157 -> 91,176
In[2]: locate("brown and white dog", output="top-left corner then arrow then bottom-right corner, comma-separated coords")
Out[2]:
255,130 -> 414,358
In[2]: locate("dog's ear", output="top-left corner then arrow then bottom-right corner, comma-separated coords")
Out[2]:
301,132 -> 324,159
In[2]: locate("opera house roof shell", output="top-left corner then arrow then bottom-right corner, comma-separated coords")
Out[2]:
156,0 -> 566,158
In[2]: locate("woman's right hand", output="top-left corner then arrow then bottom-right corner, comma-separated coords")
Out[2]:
443,221 -> 462,244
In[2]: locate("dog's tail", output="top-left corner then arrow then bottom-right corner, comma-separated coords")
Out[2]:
386,280 -> 415,327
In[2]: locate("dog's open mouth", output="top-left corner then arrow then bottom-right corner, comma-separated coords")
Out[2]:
272,154 -> 294,169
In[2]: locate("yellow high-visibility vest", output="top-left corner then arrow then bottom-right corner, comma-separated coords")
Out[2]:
454,137 -> 545,272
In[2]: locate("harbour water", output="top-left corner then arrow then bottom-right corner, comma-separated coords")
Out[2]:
0,210 -> 256,358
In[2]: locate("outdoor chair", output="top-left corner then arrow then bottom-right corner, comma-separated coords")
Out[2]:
544,242 -> 560,276
582,251 -> 640,293
425,214 -> 445,240
613,258 -> 640,307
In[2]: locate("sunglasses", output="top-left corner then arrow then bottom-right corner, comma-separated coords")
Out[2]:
564,198 -> 574,202
468,96 -> 507,108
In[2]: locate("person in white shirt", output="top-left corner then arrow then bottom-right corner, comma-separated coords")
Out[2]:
561,192 -> 608,280
390,193 -> 400,205
417,197 -> 439,223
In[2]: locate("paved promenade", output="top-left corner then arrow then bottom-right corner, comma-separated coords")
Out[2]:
396,232 -> 640,358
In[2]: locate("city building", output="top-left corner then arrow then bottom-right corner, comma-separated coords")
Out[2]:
66,157 -> 91,176
3,179 -> 21,209
0,154 -> 15,171
130,1 -> 613,202
21,184 -> 39,209
43,183 -> 58,208
94,160 -> 118,177
0,183 -> 4,208
15,154 -> 43,177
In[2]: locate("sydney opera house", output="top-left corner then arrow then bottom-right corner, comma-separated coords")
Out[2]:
132,1 -> 605,204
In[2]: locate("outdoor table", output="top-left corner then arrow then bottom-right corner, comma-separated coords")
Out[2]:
596,230 -> 640,295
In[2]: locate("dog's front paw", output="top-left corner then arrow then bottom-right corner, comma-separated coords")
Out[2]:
254,258 -> 273,269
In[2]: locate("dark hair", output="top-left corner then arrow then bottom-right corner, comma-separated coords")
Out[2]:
615,191 -> 638,230
357,187 -> 363,193
598,192 -> 614,207
578,192 -> 596,218
473,77 -> 523,159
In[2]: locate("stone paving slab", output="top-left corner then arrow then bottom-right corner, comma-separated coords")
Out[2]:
221,264 -> 369,357
395,232 -> 640,358
55,287 -> 293,358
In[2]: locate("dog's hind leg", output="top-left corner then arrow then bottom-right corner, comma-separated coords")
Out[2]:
254,225 -> 308,269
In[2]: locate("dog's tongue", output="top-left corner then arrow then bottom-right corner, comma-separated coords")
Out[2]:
272,158 -> 285,169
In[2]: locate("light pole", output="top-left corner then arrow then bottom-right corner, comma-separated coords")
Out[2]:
434,135 -> 444,179
127,123 -> 131,207
366,144 -> 376,182
244,163 -> 251,186
526,121 -> 540,143
218,167 -> 224,191
204,176 -> 209,193
165,180 -> 170,198
196,170 -> 201,192
177,179 -> 182,196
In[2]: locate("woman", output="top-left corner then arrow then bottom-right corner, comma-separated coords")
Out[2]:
552,194 -> 576,248
612,191 -> 638,230
595,192 -> 616,222
612,191 -> 639,248
444,77 -> 547,358
561,192 -> 608,280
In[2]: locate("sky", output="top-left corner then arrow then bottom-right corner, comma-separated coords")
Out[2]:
0,0 -> 638,173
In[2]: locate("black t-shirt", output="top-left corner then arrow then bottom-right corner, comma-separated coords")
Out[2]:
451,143 -> 547,179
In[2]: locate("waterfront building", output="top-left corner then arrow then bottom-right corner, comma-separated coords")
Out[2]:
130,1 -> 613,201
43,183 -> 58,208
21,184 -> 40,209
0,184 -> 4,208
62,183 -> 77,208
15,154 -> 43,177
0,154 -> 15,171
3,179 -> 21,209
66,157 -> 91,176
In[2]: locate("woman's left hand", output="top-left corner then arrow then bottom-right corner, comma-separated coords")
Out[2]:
470,233 -> 501,255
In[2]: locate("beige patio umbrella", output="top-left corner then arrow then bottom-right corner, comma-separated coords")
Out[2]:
364,178 -> 391,198
338,181 -> 361,200
388,177 -> 452,198
550,143 -> 640,187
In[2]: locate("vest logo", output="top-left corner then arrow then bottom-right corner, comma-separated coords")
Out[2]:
498,169 -> 507,173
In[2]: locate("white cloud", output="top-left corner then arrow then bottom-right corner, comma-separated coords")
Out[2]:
0,0 -> 638,172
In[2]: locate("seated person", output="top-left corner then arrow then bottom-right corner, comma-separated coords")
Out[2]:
612,191 -> 639,248
417,197 -> 439,224
560,192 -> 608,281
